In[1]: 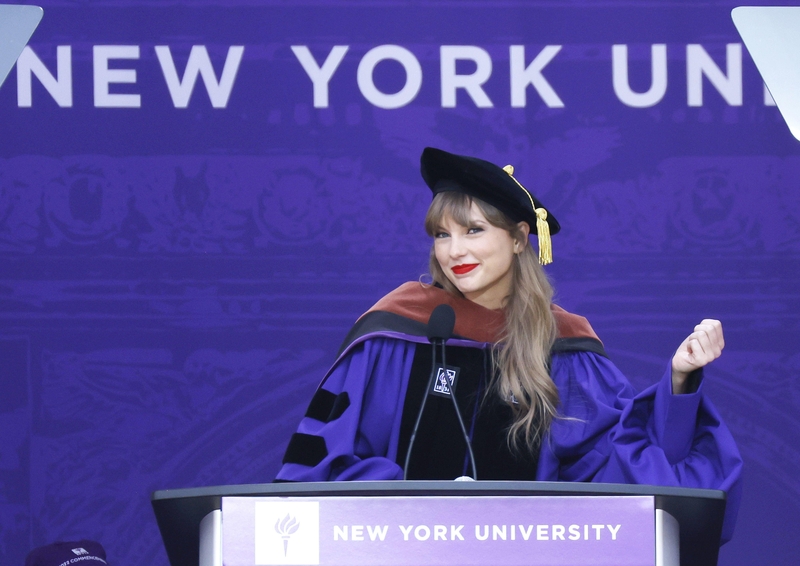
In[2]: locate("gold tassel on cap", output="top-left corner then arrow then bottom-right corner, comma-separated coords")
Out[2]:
503,164 -> 553,265
535,207 -> 552,265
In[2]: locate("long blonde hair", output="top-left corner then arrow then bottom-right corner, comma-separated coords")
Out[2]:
424,192 -> 558,452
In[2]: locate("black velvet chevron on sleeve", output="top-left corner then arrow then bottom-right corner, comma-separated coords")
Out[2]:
282,433 -> 328,466
305,389 -> 351,423
329,391 -> 350,421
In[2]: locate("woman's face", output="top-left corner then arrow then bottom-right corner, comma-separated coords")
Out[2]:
433,202 -> 526,310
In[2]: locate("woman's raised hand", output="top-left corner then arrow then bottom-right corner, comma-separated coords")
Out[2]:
671,319 -> 724,394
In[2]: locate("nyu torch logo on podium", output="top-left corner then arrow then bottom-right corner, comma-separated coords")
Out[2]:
255,501 -> 320,565
275,514 -> 300,556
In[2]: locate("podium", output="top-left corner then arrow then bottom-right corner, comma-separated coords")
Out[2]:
152,481 -> 726,566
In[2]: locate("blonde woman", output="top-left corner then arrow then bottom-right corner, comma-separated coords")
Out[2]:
277,147 -> 742,541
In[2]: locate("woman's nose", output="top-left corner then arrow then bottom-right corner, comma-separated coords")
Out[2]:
448,234 -> 466,257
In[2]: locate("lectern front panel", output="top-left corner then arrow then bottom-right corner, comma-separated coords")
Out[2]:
221,495 -> 655,566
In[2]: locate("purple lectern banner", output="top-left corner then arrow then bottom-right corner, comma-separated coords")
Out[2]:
222,495 -> 655,566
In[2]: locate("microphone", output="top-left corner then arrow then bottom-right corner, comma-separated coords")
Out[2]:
403,304 -> 478,480
434,306 -> 478,481
426,303 -> 456,342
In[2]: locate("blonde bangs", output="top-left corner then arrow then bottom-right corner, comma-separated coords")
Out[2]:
425,192 -> 471,236
425,192 -> 517,236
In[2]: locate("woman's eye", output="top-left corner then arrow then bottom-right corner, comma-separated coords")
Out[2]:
467,226 -> 483,234
435,231 -> 449,239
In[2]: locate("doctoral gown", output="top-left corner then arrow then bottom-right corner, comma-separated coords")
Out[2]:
276,282 -> 742,542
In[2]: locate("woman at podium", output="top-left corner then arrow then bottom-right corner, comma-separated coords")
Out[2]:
276,147 -> 742,542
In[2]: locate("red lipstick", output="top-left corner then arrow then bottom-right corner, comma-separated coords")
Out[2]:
452,263 -> 478,275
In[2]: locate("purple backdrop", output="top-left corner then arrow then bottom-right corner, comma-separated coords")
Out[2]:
1,1 -> 799,565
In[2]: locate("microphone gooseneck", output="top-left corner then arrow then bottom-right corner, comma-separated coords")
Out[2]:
404,305 -> 454,479
440,331 -> 478,480
403,304 -> 478,481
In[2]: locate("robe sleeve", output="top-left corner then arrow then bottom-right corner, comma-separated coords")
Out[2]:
538,351 -> 743,543
275,338 -> 416,482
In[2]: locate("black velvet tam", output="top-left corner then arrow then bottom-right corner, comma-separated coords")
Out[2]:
420,147 -> 560,235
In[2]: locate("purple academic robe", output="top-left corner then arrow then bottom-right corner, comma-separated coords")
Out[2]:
276,289 -> 742,543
